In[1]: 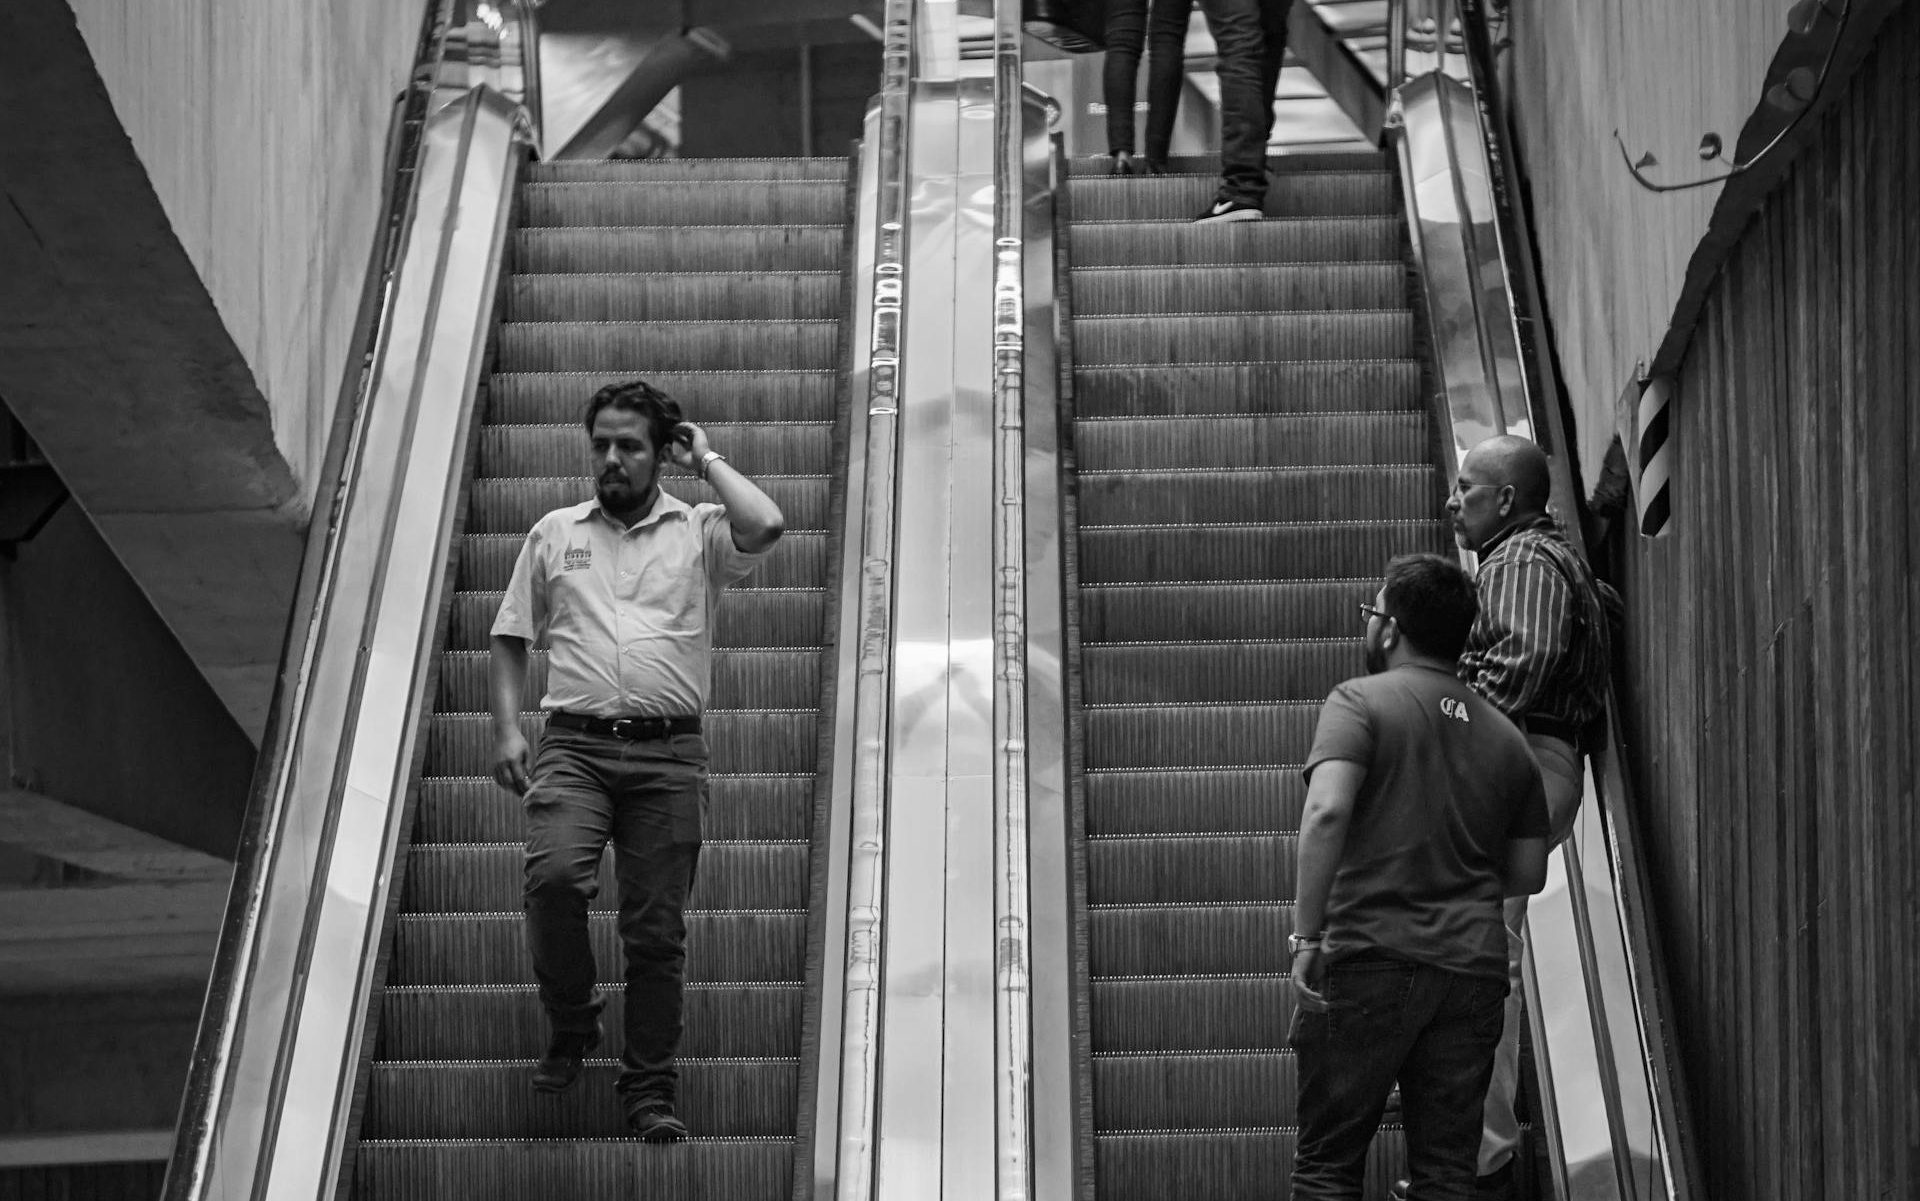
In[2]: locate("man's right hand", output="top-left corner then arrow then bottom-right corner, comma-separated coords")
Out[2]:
493,725 -> 532,795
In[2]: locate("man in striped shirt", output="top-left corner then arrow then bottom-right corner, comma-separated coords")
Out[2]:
1447,434 -> 1612,1198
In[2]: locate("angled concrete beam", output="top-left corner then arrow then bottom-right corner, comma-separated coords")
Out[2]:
0,788 -> 230,881
1287,3 -> 1386,143
0,880 -> 225,995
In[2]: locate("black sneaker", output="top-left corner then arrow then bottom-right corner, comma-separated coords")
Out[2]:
530,1023 -> 600,1092
1192,198 -> 1264,224
1106,151 -> 1138,177
627,1101 -> 688,1143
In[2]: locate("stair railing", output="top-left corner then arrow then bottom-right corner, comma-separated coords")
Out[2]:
1385,3 -> 1703,1200
162,5 -> 540,1200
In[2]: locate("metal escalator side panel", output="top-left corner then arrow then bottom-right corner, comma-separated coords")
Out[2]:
164,88 -> 527,1201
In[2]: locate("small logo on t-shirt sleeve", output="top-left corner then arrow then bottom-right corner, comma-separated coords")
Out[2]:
563,545 -> 592,572
1439,697 -> 1472,724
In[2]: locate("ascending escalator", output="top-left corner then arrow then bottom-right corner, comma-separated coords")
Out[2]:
351,157 -> 850,1200
1066,152 -> 1451,1199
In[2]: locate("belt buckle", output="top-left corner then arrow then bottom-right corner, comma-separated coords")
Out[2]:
610,717 -> 636,740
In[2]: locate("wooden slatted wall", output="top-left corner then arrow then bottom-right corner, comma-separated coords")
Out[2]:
1614,7 -> 1919,1197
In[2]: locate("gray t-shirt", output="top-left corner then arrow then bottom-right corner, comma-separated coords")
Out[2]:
1303,663 -> 1548,980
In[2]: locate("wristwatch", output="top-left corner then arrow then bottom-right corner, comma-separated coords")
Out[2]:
698,450 -> 727,479
1288,934 -> 1323,957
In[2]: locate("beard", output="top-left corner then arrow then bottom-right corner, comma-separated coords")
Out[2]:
596,465 -> 658,515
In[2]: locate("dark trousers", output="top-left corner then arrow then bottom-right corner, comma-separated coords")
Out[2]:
1103,0 -> 1196,158
1197,0 -> 1293,205
522,725 -> 706,1105
1290,957 -> 1507,1201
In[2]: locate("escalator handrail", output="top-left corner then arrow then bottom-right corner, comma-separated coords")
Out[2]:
1386,1 -> 1706,1197
162,4 -> 542,1199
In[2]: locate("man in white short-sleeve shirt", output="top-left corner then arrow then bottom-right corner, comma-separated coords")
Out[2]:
489,379 -> 783,1142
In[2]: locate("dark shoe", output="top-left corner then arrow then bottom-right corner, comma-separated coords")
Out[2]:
627,1100 -> 688,1143
1142,157 -> 1169,176
1192,197 -> 1263,223
530,1022 -> 600,1092
1106,151 -> 1138,176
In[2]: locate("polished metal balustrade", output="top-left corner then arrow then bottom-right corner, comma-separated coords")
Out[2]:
1385,3 -> 1703,1198
162,5 -> 541,1200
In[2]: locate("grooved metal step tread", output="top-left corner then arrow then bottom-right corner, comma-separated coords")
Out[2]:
403,842 -> 808,913
513,227 -> 844,274
389,911 -> 808,985
497,321 -> 839,372
1079,579 -> 1381,641
1070,262 -> 1406,313
1073,311 -> 1413,365
1092,975 -> 1297,1051
414,776 -> 814,844
1090,903 -> 1298,975
1087,833 -> 1301,902
520,181 -> 847,227
1083,641 -> 1362,703
1070,173 -> 1398,220
1073,360 -> 1421,417
362,1059 -> 798,1140
1075,415 -> 1428,471
378,985 -> 803,1059
528,158 -> 849,182
489,371 -> 837,425
1092,1050 -> 1300,1129
1069,218 -> 1402,268
1076,467 -> 1441,525
506,273 -> 842,322
1087,768 -> 1306,836
1065,150 -> 1391,175
354,1139 -> 794,1201
1093,1129 -> 1409,1201
1076,521 -> 1453,583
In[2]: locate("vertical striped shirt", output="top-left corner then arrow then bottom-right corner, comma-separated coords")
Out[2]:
1458,516 -> 1610,727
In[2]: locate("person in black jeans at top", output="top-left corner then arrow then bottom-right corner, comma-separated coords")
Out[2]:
1193,0 -> 1294,222
1102,0 -> 1195,175
1289,554 -> 1549,1199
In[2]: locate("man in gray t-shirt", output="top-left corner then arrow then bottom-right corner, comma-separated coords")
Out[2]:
1289,554 -> 1548,1201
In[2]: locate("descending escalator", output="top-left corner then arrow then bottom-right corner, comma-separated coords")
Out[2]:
351,157 -> 851,1200
1066,152 -> 1453,1199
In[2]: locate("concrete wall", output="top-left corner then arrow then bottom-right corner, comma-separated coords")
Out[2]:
1503,0 -> 1791,490
1,503 -> 256,860
66,0 -> 424,500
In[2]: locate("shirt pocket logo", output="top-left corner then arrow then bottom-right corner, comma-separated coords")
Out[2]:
563,545 -> 592,572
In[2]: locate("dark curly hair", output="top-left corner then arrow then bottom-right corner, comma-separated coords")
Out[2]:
582,379 -> 683,452
1380,553 -> 1480,662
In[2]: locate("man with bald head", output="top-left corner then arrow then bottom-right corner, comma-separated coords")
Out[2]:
1445,434 -> 1612,1197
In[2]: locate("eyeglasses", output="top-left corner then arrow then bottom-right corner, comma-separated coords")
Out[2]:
1358,603 -> 1393,625
1449,479 -> 1507,498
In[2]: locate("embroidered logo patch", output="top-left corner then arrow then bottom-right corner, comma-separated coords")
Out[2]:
563,545 -> 592,572
1439,698 -> 1471,724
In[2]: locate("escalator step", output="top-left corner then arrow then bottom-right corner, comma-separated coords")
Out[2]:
521,181 -> 847,227
529,158 -> 850,183
355,1139 -> 793,1201
1074,312 -> 1413,364
1079,580 -> 1378,642
1070,218 -> 1401,268
1094,1051 -> 1297,1129
1083,641 -> 1360,703
497,321 -> 840,372
1076,466 -> 1439,525
1095,1129 -> 1410,1201
1091,976 -> 1293,1051
390,911 -> 807,986
1071,263 -> 1404,314
379,985 -> 803,1059
1088,768 -> 1305,835
456,532 -> 829,592
1074,361 -> 1421,417
514,227 -> 843,274
436,649 -> 824,714
446,587 -> 828,650
488,371 -> 837,425
424,712 -> 818,777
1085,701 -> 1320,767
1075,414 -> 1429,469
404,842 -> 808,913
362,1059 -> 797,1139
506,273 -> 842,322
477,424 -> 834,477
1065,151 -> 1390,176
1089,903 -> 1295,975
1071,172 -> 1397,220
1077,521 -> 1452,583
414,776 -> 814,844
1088,833 -> 1299,902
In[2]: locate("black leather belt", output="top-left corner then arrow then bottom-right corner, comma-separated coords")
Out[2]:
547,711 -> 702,740
1521,715 -> 1581,744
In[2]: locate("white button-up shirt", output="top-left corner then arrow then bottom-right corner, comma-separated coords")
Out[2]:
491,491 -> 766,717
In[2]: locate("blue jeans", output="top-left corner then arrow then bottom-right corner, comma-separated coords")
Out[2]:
1103,0 -> 1196,158
522,725 -> 706,1107
1197,0 -> 1293,204
1291,956 -> 1507,1200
